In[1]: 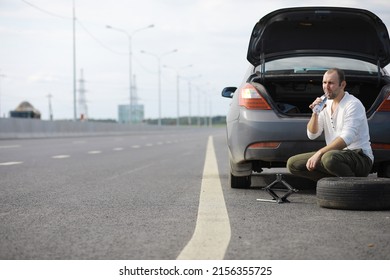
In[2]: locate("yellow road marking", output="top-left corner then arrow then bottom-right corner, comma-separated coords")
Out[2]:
177,136 -> 231,260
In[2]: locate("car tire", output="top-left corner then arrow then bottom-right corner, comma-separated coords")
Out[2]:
230,173 -> 251,189
317,177 -> 390,210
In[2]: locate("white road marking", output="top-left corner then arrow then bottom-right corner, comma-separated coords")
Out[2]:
52,155 -> 70,159
145,143 -> 153,147
177,136 -> 231,260
88,151 -> 102,154
113,147 -> 124,151
0,162 -> 23,166
132,145 -> 140,149
0,145 -> 20,149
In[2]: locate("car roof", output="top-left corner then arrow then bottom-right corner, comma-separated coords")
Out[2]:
247,7 -> 390,68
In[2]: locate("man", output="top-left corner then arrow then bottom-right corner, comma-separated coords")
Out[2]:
287,68 -> 373,181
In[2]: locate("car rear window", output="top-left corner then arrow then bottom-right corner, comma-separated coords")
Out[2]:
259,56 -> 378,75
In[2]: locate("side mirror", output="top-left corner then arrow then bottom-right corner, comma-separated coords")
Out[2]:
221,87 -> 237,98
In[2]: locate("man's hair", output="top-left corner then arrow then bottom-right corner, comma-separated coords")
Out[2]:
326,68 -> 345,85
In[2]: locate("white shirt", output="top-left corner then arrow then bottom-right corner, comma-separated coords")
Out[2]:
307,91 -> 374,162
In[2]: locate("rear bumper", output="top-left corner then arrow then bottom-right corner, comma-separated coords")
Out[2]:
227,110 -> 323,168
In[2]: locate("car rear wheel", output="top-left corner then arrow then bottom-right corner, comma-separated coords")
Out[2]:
317,177 -> 390,210
230,173 -> 251,189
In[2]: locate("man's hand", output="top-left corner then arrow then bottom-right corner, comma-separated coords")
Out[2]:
309,97 -> 326,113
309,96 -> 326,111
306,151 -> 323,171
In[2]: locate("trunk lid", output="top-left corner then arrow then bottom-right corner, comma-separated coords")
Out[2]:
247,7 -> 390,68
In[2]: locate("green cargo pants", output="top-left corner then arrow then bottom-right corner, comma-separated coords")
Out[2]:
287,149 -> 373,182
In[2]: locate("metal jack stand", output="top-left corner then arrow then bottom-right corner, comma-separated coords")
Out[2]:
257,173 -> 298,203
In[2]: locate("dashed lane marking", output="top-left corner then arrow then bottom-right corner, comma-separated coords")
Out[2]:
52,155 -> 70,159
113,147 -> 124,151
177,136 -> 231,260
88,151 -> 102,154
0,162 -> 23,166
0,145 -> 21,149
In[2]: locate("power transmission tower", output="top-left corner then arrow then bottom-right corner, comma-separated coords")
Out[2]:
47,93 -> 53,120
78,69 -> 88,120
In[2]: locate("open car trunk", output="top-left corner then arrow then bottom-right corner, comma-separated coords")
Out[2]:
247,7 -> 390,68
250,74 -> 390,117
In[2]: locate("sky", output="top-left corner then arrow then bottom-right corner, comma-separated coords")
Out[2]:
1,0 -> 390,121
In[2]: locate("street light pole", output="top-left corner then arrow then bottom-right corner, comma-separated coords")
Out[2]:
184,74 -> 201,125
106,24 -> 154,123
140,49 -> 178,126
0,70 -> 6,118
163,64 -> 192,126
72,0 -> 77,121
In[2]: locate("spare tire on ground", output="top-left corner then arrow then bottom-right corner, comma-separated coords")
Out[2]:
317,177 -> 390,211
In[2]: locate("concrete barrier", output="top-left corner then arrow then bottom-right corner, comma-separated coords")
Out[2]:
0,118 -> 164,139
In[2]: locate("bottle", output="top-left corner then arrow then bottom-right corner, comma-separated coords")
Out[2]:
313,95 -> 327,114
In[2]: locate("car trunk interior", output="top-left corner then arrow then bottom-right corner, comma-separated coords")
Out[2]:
251,74 -> 388,117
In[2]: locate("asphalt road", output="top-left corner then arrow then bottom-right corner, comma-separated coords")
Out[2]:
1,127 -> 389,260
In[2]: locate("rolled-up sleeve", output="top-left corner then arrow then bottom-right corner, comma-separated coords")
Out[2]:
307,112 -> 324,140
307,130 -> 322,139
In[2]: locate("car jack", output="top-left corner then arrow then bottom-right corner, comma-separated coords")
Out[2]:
257,173 -> 298,203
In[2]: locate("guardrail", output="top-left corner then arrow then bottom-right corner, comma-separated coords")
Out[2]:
0,118 -> 164,139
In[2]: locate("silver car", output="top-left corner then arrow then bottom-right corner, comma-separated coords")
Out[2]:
222,7 -> 390,188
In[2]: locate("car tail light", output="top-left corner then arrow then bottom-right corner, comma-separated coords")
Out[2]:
377,92 -> 390,112
248,142 -> 281,149
371,143 -> 390,150
239,84 -> 271,110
